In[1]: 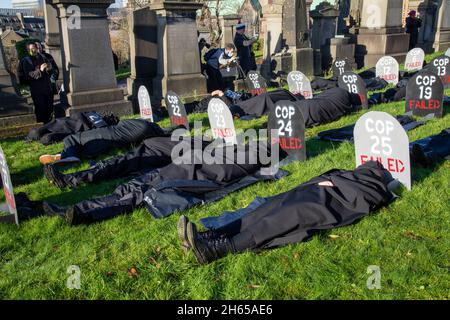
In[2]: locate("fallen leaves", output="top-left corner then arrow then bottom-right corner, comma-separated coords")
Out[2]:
127,267 -> 139,278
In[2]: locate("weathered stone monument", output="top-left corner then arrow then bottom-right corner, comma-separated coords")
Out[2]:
43,0 -> 63,71
220,14 -> 241,48
408,0 -> 440,53
433,0 -> 450,51
330,0 -> 356,69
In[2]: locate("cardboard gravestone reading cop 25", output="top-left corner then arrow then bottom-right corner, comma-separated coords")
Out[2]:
354,112 -> 411,190
429,55 -> 450,89
268,100 -> 306,162
246,71 -> 267,96
332,58 -> 351,78
405,48 -> 425,72
208,98 -> 237,145
0,145 -> 18,225
406,69 -> 444,118
287,71 -> 313,99
338,71 -> 368,109
165,91 -> 189,129
376,56 -> 399,85
138,85 -> 154,121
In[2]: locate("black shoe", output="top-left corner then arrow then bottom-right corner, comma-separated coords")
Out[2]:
44,164 -> 68,189
178,215 -> 222,251
43,201 -> 68,218
186,222 -> 235,264
411,144 -> 430,167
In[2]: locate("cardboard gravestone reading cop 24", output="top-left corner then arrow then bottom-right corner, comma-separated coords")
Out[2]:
354,111 -> 411,190
0,145 -> 18,225
405,48 -> 425,72
208,98 -> 237,145
376,56 -> 399,85
287,71 -> 313,99
332,58 -> 351,78
338,71 -> 368,109
138,85 -> 154,122
406,69 -> 444,118
165,91 -> 189,129
429,55 -> 450,89
246,71 -> 267,96
268,100 -> 306,162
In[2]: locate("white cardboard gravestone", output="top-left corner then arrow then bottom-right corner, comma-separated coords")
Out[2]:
404,48 -> 425,72
138,85 -> 154,122
338,71 -> 369,109
268,100 -> 306,162
429,55 -> 450,89
0,145 -> 18,225
406,69 -> 444,118
287,71 -> 313,99
354,111 -> 411,190
165,91 -> 189,129
445,48 -> 450,57
376,56 -> 399,85
332,58 -> 352,78
246,71 -> 267,96
208,98 -> 237,146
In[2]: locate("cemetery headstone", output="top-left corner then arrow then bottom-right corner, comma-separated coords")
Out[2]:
165,91 -> 189,129
246,71 -> 268,96
287,71 -> 313,99
429,55 -> 450,89
0,145 -> 18,225
138,85 -> 154,122
406,69 -> 444,118
404,48 -> 425,72
208,98 -> 237,146
445,48 -> 450,57
338,71 -> 369,109
354,111 -> 411,190
376,56 -> 399,85
332,58 -> 352,78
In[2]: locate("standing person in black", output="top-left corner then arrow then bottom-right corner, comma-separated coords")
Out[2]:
406,10 -> 422,50
21,42 -> 55,124
35,41 -> 59,96
233,23 -> 258,76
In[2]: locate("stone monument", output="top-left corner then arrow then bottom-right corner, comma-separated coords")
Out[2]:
433,0 -> 450,51
43,0 -> 63,71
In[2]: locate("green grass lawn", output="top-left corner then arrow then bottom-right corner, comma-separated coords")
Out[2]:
1,74 -> 449,300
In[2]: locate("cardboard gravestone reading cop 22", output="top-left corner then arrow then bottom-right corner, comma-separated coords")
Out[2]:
404,48 -> 425,72
208,98 -> 237,145
376,56 -> 399,85
354,112 -> 411,190
246,71 -> 267,96
332,58 -> 351,78
338,71 -> 369,109
429,55 -> 450,89
165,91 -> 189,129
0,145 -> 18,225
287,71 -> 313,99
406,69 -> 444,118
138,85 -> 154,122
268,100 -> 306,162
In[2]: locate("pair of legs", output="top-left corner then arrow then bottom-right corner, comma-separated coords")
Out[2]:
31,89 -> 54,124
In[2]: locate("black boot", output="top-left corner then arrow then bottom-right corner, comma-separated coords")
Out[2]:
42,201 -> 76,225
177,215 -> 223,251
186,222 -> 236,264
411,144 -> 431,167
15,193 -> 45,221
44,164 -> 71,189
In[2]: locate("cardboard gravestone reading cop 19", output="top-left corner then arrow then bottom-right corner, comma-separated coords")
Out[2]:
0,145 -> 18,225
332,58 -> 351,78
208,98 -> 237,145
406,69 -> 444,118
138,85 -> 154,121
405,48 -> 425,72
287,71 -> 313,99
429,55 -> 450,89
354,111 -> 411,190
165,91 -> 189,129
338,71 -> 368,109
376,56 -> 399,85
268,100 -> 306,162
246,71 -> 267,96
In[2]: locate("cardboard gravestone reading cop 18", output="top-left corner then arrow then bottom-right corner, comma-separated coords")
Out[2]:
405,48 -> 425,72
268,100 -> 306,162
246,71 -> 267,96
208,98 -> 237,145
0,145 -> 18,225
429,55 -> 450,89
376,56 -> 399,85
138,85 -> 154,121
332,58 -> 351,78
338,71 -> 368,109
165,91 -> 189,129
406,69 -> 444,118
354,111 -> 411,190
287,71 -> 313,99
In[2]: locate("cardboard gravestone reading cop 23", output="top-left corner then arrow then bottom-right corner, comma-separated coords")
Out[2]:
268,100 -> 306,162
376,56 -> 399,85
165,91 -> 189,129
138,85 -> 154,122
404,48 -> 425,72
332,58 -> 351,78
246,71 -> 267,96
354,112 -> 411,190
338,71 -> 368,109
429,55 -> 450,89
208,98 -> 237,145
0,145 -> 18,225
287,71 -> 313,99
406,69 -> 444,118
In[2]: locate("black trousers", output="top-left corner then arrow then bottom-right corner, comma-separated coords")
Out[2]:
206,65 -> 224,92
31,90 -> 54,124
